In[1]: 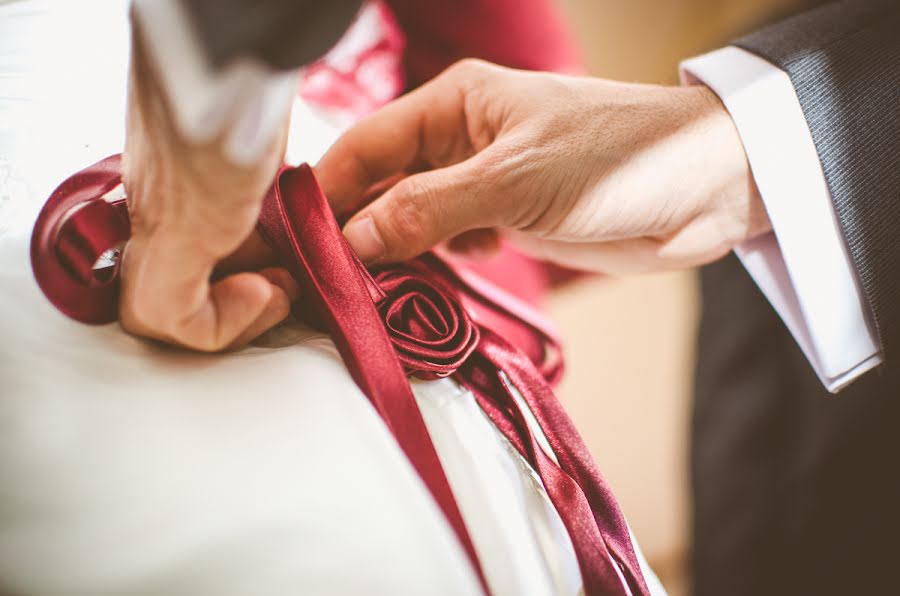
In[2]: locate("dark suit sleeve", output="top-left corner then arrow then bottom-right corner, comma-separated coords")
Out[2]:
178,0 -> 365,70
735,0 -> 900,360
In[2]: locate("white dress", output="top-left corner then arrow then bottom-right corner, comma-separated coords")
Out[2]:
0,2 -> 664,595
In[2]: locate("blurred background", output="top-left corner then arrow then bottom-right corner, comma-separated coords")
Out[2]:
545,1 -> 807,594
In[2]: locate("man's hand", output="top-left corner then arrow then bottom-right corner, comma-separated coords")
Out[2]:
317,59 -> 770,274
119,25 -> 298,351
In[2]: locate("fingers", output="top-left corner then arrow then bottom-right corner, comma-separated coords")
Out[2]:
122,16 -> 301,352
199,273 -> 286,349
257,266 -> 301,303
120,233 -> 298,352
215,230 -> 277,274
224,268 -> 300,349
341,154 -> 505,264
316,59 -> 501,216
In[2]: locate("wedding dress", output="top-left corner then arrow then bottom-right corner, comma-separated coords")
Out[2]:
0,1 -> 665,594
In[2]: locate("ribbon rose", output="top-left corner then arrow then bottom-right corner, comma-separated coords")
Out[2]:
374,265 -> 480,380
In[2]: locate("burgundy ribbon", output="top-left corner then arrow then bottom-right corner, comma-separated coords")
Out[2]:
460,330 -> 649,595
31,156 -> 650,596
374,263 -> 480,379
256,165 -> 491,593
258,166 -> 650,596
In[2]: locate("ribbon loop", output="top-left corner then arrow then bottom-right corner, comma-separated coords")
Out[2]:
55,199 -> 129,286
31,154 -> 127,324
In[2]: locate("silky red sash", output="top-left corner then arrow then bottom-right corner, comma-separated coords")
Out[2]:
31,156 -> 649,596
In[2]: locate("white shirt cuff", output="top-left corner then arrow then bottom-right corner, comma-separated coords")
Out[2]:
680,46 -> 881,392
131,0 -> 298,166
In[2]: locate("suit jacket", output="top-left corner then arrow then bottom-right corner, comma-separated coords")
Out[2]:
736,0 -> 900,362
693,4 -> 900,596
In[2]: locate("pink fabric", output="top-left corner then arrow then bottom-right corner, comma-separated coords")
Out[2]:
299,2 -> 406,121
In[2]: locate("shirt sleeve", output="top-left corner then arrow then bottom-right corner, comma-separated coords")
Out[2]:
131,0 -> 298,166
680,46 -> 881,393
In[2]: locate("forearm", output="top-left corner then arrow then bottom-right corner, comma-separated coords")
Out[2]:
118,6 -> 298,351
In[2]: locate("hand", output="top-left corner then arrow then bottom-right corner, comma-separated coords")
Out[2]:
317,59 -> 770,273
119,23 -> 298,351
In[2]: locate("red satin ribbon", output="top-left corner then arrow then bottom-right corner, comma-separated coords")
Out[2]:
460,329 -> 649,595
257,165 -> 648,595
31,157 -> 649,596
31,154 -> 128,324
257,165 -> 490,593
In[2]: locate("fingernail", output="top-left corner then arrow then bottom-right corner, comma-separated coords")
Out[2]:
343,216 -> 385,264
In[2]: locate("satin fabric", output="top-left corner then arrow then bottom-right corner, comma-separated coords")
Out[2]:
255,165 -> 488,591
258,169 -> 648,593
3,2 -> 670,594
31,156 -> 649,595
23,0 -> 649,585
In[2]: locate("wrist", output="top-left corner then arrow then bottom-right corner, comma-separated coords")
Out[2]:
124,21 -> 284,254
689,84 -> 770,250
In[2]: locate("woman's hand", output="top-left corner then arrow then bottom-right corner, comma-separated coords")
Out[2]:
119,24 -> 298,351
317,59 -> 770,273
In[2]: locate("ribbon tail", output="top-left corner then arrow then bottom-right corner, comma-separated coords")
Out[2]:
461,329 -> 650,596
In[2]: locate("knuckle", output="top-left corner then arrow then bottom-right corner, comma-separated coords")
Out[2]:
119,292 -> 221,352
446,58 -> 495,83
172,313 -> 230,353
117,307 -> 141,335
384,183 -> 434,246
453,57 -> 487,73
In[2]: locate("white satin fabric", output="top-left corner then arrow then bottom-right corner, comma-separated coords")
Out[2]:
0,2 -> 663,595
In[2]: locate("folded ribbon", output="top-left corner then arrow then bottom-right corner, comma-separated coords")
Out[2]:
374,264 -> 480,379
255,164 -> 651,596
31,156 -> 650,596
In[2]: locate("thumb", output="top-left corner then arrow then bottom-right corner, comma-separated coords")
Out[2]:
342,158 -> 502,264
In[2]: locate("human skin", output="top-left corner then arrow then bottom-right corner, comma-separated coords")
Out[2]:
119,23 -> 299,351
120,50 -> 769,350
321,59 -> 769,273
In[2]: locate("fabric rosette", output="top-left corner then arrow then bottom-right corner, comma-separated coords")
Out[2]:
374,266 -> 480,380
